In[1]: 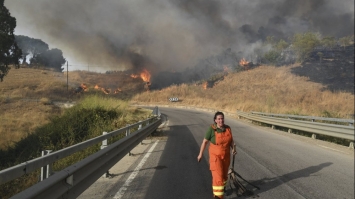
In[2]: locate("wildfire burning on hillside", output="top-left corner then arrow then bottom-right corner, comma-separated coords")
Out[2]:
130,68 -> 151,82
114,88 -> 122,94
7,0 -> 354,94
130,68 -> 152,91
140,69 -> 151,82
94,84 -> 122,95
202,82 -> 208,90
223,66 -> 229,73
239,58 -> 249,66
74,83 -> 88,93
80,83 -> 88,91
94,85 -> 110,94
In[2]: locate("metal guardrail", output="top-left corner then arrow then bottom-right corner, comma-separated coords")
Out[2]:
0,116 -> 161,199
237,111 -> 354,148
251,112 -> 354,126
152,106 -> 161,116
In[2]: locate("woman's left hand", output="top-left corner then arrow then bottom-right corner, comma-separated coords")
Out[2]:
232,149 -> 237,155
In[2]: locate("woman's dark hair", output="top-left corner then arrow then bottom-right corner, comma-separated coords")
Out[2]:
214,111 -> 224,121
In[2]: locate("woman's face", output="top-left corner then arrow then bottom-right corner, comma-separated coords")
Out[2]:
214,115 -> 224,127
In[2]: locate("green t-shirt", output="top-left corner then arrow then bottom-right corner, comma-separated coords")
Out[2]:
204,124 -> 229,145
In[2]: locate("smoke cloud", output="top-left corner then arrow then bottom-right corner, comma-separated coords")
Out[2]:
5,0 -> 354,73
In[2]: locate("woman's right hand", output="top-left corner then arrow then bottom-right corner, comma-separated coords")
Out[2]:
197,154 -> 202,162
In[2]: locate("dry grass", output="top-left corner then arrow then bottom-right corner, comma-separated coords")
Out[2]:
0,67 -> 67,149
0,67 -> 145,150
132,65 -> 354,118
64,70 -> 145,97
1,64 -> 353,150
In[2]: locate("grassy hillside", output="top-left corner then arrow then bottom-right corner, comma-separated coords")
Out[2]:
132,64 -> 354,118
0,67 -> 146,149
0,95 -> 153,199
0,63 -> 354,151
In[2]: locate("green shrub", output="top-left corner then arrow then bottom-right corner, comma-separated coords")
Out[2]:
0,96 -> 152,198
264,50 -> 280,64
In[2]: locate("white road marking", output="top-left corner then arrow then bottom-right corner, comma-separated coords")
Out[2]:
113,140 -> 159,199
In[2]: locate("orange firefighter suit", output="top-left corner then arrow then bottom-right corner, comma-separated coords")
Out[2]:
209,125 -> 233,198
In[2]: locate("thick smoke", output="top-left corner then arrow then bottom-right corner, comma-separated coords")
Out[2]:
4,0 -> 354,73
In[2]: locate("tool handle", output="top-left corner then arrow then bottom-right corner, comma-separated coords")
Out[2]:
232,153 -> 235,168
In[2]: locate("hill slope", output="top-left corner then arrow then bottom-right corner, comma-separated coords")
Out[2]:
291,45 -> 354,94
0,67 -> 147,148
132,64 -> 354,118
0,61 -> 354,148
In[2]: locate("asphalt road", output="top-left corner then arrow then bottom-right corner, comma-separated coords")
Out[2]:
79,107 -> 354,199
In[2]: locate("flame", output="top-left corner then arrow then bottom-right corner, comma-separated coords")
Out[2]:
202,82 -> 208,90
239,58 -> 249,66
94,84 -> 110,94
81,83 -> 88,91
223,66 -> 229,73
101,88 -> 111,94
114,88 -> 122,94
130,69 -> 151,82
140,69 -> 151,82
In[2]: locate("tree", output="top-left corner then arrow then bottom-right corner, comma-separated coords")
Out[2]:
263,50 -> 280,64
338,36 -> 353,49
320,36 -> 337,49
292,32 -> 320,62
0,0 -> 22,81
262,38 -> 290,65
274,39 -> 289,52
265,36 -> 275,46
31,48 -> 66,72
15,35 -> 49,64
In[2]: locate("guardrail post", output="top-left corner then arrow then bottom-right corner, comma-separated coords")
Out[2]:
40,150 -> 52,181
349,142 -> 354,149
101,132 -> 108,150
66,175 -> 74,186
101,132 -> 109,178
126,125 -> 132,156
312,134 -> 317,139
138,121 -> 145,144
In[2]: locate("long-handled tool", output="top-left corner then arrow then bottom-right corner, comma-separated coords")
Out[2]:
227,155 -> 260,197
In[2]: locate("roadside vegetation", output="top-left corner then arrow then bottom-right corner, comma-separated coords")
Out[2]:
0,95 -> 152,198
0,67 -> 146,150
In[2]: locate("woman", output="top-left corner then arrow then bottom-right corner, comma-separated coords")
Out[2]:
197,111 -> 237,199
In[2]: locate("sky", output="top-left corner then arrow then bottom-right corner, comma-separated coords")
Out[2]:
4,0 -> 354,73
